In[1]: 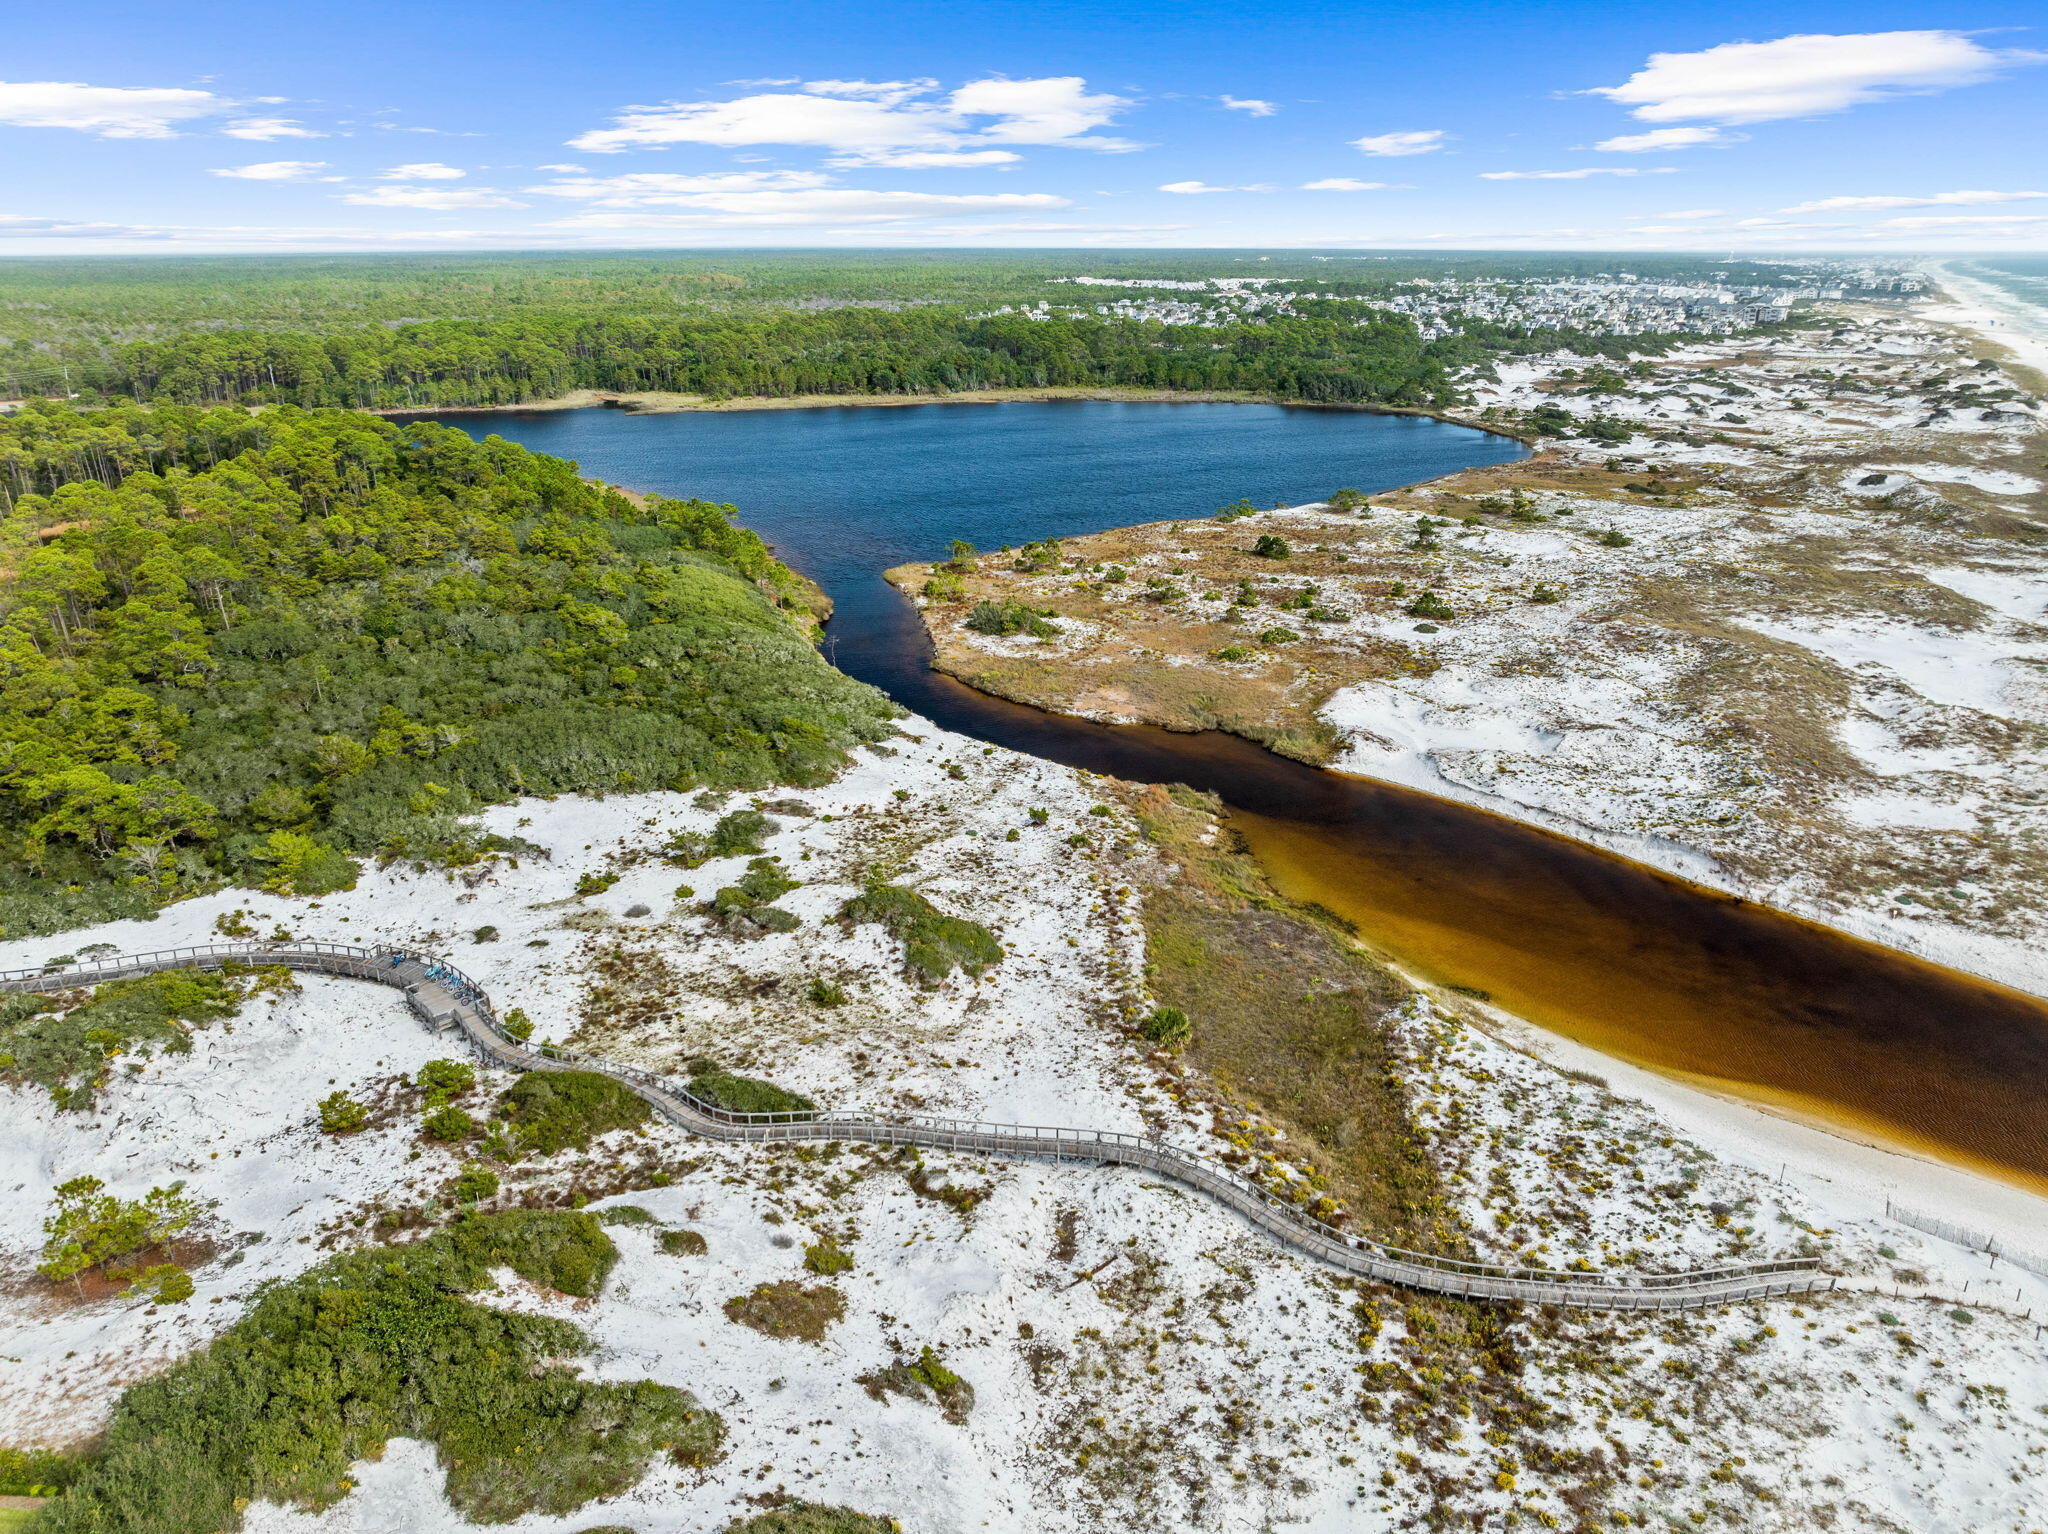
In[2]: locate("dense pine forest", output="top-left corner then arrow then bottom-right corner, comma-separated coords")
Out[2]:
0,251 -> 1772,409
0,401 -> 897,936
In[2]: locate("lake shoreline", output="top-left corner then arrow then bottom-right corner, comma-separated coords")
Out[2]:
379,383 -> 1533,447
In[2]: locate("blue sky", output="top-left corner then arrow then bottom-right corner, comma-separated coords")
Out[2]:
3,1 -> 2044,253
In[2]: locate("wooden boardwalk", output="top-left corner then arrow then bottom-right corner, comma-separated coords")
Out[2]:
3,941 -> 1833,1311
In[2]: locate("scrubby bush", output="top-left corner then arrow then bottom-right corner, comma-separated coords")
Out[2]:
422,1105 -> 475,1143
807,976 -> 848,1008
1139,1006 -> 1192,1049
659,1228 -> 709,1257
1405,591 -> 1456,620
318,1090 -> 368,1134
492,1069 -> 650,1157
36,1211 -> 722,1534
803,1237 -> 855,1275
121,1262 -> 194,1305
38,1176 -> 198,1292
0,1445 -> 81,1498
501,1007 -> 535,1042
964,599 -> 1057,638
597,1204 -> 657,1226
723,1280 -> 845,1343
709,810 -> 776,858
1251,533 -> 1291,559
1597,527 -> 1635,548
1255,627 -> 1299,646
574,871 -> 619,897
449,1164 -> 500,1204
687,1068 -> 817,1117
839,882 -> 1003,986
416,1058 -> 475,1106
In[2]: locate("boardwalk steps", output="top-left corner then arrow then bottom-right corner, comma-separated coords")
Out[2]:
3,941 -> 1833,1311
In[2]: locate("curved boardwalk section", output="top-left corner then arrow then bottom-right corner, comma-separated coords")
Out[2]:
3,941 -> 1832,1311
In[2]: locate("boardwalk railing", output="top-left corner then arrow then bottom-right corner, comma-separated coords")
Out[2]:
4,942 -> 1832,1311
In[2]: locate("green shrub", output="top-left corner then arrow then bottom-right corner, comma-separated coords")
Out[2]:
858,1345 -> 975,1425
598,1204 -> 657,1227
422,1105 -> 475,1142
120,1262 -> 193,1305
709,810 -> 776,858
1597,527 -> 1635,548
472,925 -> 500,943
492,1069 -> 650,1157
838,882 -> 1003,986
574,871 -> 619,897
250,831 -> 360,896
806,976 -> 848,1008
37,1211 -> 720,1534
1251,533 -> 1291,559
723,1280 -> 845,1343
1214,498 -> 1258,522
450,1164 -> 500,1204
1405,591 -> 1456,620
318,1090 -> 368,1134
964,599 -> 1057,638
803,1237 -> 855,1275
687,1068 -> 817,1117
1255,627 -> 1299,646
416,1058 -> 476,1106
0,1445 -> 82,1498
659,1228 -> 709,1257
502,1007 -> 535,1042
1139,1006 -> 1192,1049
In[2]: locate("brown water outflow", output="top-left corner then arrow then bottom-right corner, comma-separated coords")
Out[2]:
891,648 -> 2048,1196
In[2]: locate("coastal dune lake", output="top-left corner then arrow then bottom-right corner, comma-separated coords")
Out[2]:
430,399 -> 2048,1192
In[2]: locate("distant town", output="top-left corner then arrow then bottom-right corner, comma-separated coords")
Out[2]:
981,261 -> 1930,339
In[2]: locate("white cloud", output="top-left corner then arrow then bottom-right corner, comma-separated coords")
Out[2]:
1351,130 -> 1446,157
1654,207 -> 1726,218
380,162 -> 467,180
570,75 -> 1135,155
0,214 -> 172,239
535,163 -> 586,173
1587,31 -> 2041,125
342,185 -> 528,209
1781,189 -> 2048,213
800,78 -> 938,105
1480,167 -> 1678,180
1301,178 -> 1389,191
1876,212 -> 2048,230
947,76 -> 1135,149
1220,95 -> 1276,116
548,188 -> 1070,226
1592,126 -> 1736,152
221,116 -> 324,141
0,80 -> 222,138
524,170 -> 833,203
1157,180 -> 1272,194
208,160 -> 336,181
825,148 -> 1023,168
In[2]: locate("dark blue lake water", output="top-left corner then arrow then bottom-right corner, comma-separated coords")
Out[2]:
428,399 -> 1521,718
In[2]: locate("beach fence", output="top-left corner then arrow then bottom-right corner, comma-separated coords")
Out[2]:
1885,1199 -> 2048,1282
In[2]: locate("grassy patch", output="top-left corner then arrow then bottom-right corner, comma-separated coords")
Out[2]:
36,1212 -> 722,1534
723,1280 -> 845,1343
687,1068 -> 817,1117
857,1346 -> 975,1425
1119,783 -> 1445,1246
838,882 -> 1002,985
724,1503 -> 900,1534
490,1069 -> 650,1158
